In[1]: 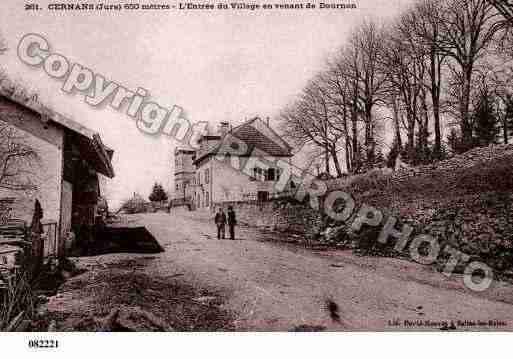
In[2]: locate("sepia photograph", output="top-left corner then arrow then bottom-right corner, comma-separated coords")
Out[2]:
0,0 -> 513,356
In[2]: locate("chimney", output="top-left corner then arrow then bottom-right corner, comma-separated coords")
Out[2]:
266,117 -> 270,126
218,121 -> 230,137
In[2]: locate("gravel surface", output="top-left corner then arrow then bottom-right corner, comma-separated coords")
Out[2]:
131,212 -> 513,331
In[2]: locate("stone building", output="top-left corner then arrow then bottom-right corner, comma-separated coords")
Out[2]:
172,117 -> 293,211
0,86 -> 114,259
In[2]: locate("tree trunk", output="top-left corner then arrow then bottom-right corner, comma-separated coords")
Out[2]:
503,117 -> 509,144
345,139 -> 352,173
461,65 -> 474,148
407,110 -> 415,163
351,103 -> 359,170
324,144 -> 330,175
419,89 -> 430,162
364,106 -> 374,164
331,148 -> 343,178
431,50 -> 442,159
392,94 -> 402,148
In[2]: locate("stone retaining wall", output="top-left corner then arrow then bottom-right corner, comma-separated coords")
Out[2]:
217,144 -> 513,272
215,199 -> 323,236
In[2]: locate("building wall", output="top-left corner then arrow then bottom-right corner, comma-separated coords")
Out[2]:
0,98 -> 64,226
187,119 -> 292,211
193,155 -> 293,211
193,157 -> 214,210
211,157 -> 251,203
173,150 -> 195,200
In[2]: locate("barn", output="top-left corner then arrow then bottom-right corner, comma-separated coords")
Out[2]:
0,85 -> 114,264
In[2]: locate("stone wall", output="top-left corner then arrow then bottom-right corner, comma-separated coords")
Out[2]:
208,143 -> 513,274
215,198 -> 324,236
320,144 -> 513,272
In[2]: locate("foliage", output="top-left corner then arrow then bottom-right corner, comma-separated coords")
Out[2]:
0,270 -> 34,331
473,89 -> 500,147
148,183 -> 168,203
447,128 -> 466,154
0,33 -> 6,55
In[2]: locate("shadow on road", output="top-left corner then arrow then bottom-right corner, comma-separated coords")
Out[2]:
79,226 -> 165,256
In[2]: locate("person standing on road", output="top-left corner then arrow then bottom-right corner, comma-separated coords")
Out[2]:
215,207 -> 227,239
227,206 -> 237,240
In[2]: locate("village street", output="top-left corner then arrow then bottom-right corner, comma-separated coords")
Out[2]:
101,211 -> 513,331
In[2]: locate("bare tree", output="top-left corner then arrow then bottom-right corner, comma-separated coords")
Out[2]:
279,77 -> 344,177
323,62 -> 356,173
0,122 -> 40,191
280,0 -> 512,173
404,0 -> 448,159
424,0 -> 502,148
381,23 -> 425,163
330,47 -> 364,173
0,40 -> 6,55
489,0 -> 513,26
0,30 -> 6,55
487,63 -> 513,143
0,40 -> 41,192
334,21 -> 387,168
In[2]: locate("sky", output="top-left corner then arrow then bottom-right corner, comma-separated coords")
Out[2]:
0,0 -> 411,208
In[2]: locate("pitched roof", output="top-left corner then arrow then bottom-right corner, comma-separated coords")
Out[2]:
194,117 -> 292,164
232,121 -> 292,156
0,85 -> 115,178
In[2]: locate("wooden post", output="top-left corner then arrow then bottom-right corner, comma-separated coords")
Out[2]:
29,199 -> 44,274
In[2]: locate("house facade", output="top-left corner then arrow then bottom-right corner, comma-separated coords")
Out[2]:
0,86 -> 114,259
172,117 -> 293,211
173,148 -> 196,204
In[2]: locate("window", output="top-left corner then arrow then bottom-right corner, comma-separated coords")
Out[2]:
206,191 -> 209,207
267,168 -> 276,181
257,191 -> 269,202
253,167 -> 264,181
205,169 -> 210,184
176,184 -> 179,191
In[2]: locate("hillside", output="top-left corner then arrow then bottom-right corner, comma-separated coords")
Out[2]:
323,144 -> 513,274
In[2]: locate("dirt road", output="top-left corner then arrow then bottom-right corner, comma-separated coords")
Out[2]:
122,211 -> 513,331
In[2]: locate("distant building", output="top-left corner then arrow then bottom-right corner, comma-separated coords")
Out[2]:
0,85 -> 114,259
172,117 -> 294,211
173,148 -> 196,203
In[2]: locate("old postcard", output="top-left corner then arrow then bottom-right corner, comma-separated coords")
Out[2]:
0,0 -> 513,352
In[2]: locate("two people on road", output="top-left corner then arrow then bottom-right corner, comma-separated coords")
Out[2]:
215,206 -> 237,240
